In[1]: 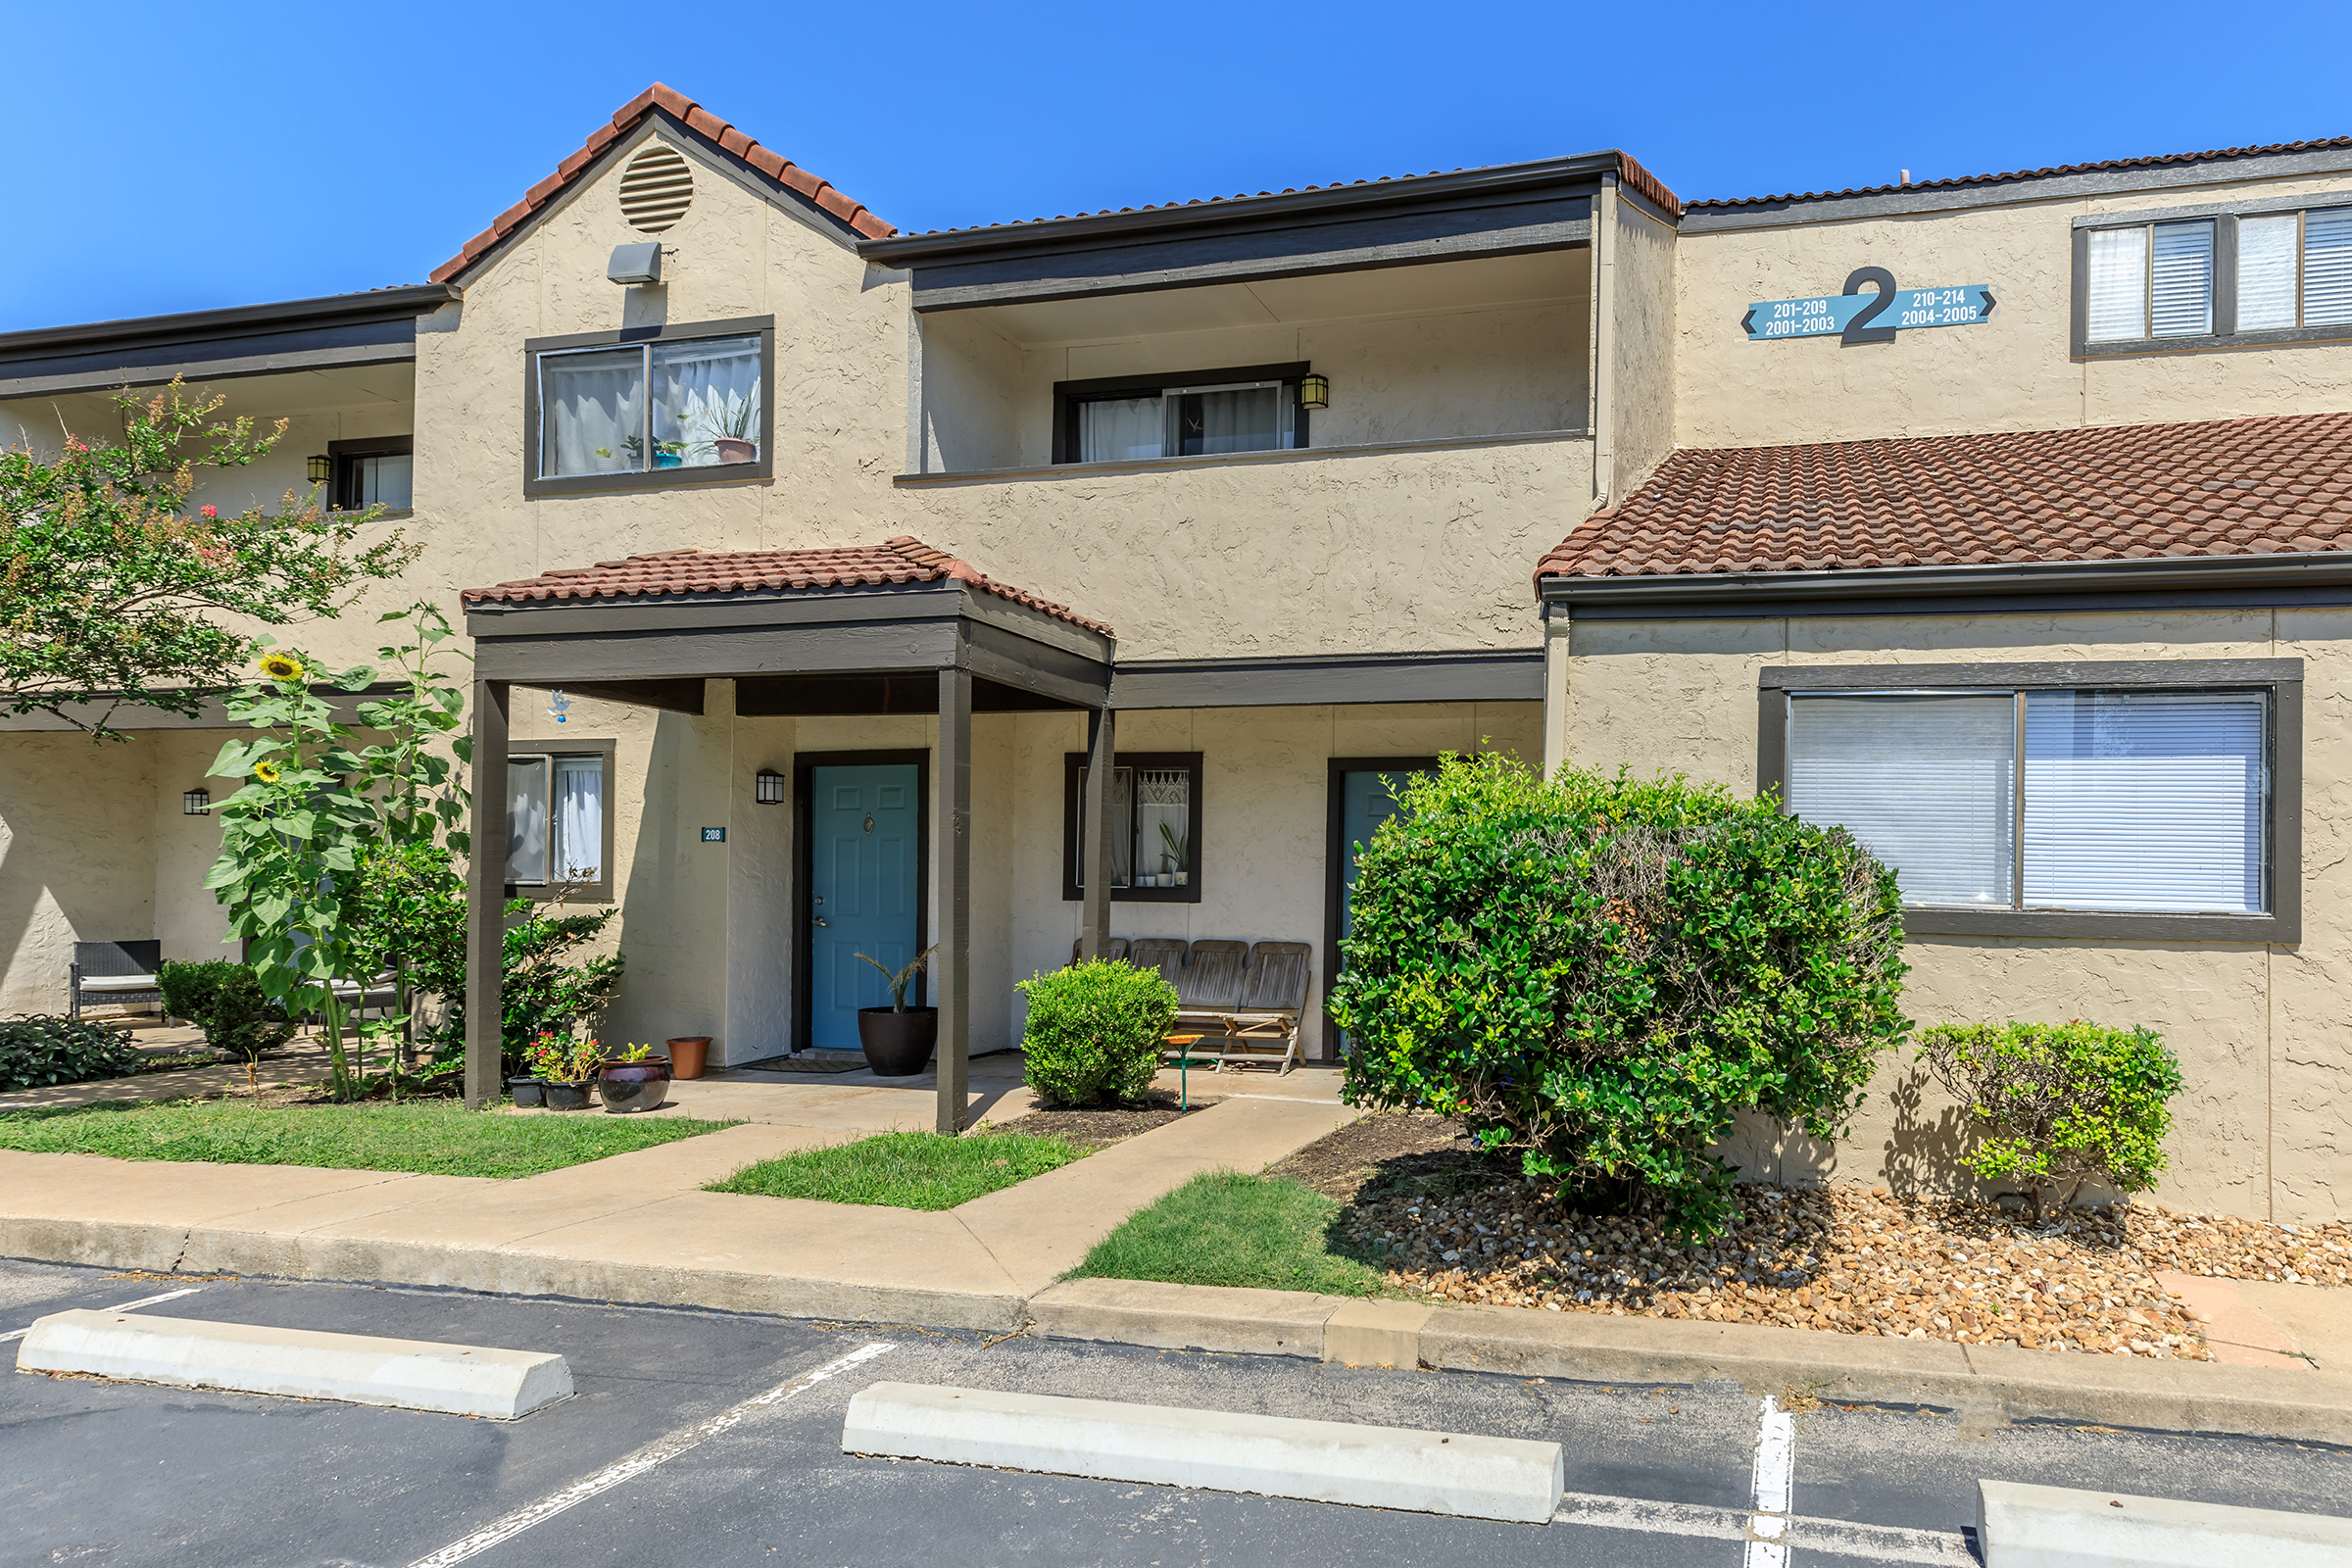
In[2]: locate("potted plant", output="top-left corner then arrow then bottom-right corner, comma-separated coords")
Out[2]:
653,438 -> 687,469
854,947 -> 938,1076
525,1033 -> 600,1110
704,396 -> 759,465
665,1035 -> 710,1079
596,1042 -> 672,1113
1160,823 -> 1189,888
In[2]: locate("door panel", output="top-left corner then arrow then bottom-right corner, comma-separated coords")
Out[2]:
1335,766 -> 1432,1053
809,763 -> 921,1050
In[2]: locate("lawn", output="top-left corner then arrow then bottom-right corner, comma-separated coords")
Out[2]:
0,1099 -> 733,1179
710,1130 -> 1085,1210
1071,1169 -> 1388,1296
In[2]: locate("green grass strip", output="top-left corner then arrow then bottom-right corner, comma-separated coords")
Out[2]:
0,1099 -> 732,1180
1071,1169 -> 1387,1297
710,1130 -> 1084,1210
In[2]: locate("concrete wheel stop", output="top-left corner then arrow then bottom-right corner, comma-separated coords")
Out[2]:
1977,1479 -> 2352,1566
14,1309 -> 574,1420
842,1380 -> 1564,1523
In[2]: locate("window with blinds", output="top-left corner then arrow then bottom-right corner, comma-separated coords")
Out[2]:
1786,688 -> 2269,915
2086,220 -> 2211,341
2085,203 -> 2352,345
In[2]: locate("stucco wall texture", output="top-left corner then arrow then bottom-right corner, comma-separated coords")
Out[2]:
1560,608 -> 2349,1226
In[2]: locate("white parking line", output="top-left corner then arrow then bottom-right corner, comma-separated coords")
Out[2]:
0,1285 -> 205,1343
404,1340 -> 894,1568
1745,1395 -> 1797,1568
1554,1493 -> 1974,1564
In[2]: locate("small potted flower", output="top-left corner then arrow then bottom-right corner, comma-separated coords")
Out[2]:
703,396 -> 760,466
525,1034 -> 601,1110
596,1043 -> 673,1113
855,947 -> 938,1076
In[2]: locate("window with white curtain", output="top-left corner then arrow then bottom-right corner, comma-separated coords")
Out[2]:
1065,752 -> 1203,901
507,748 -> 612,899
1059,368 -> 1306,464
1783,687 -> 2271,916
530,322 -> 768,486
2083,204 -> 2352,347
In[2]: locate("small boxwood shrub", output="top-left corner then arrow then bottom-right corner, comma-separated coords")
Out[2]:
158,961 -> 296,1063
1917,1019 -> 2183,1222
0,1015 -> 145,1092
1018,958 -> 1179,1107
1331,754 -> 1909,1239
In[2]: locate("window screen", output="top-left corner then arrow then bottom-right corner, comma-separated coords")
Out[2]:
2305,208 -> 2352,327
1787,695 -> 2015,906
2085,225 -> 2149,342
506,757 -> 551,883
2238,213 -> 2300,330
2149,220 -> 2214,337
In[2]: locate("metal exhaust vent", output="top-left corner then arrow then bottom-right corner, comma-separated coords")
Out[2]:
619,144 -> 694,234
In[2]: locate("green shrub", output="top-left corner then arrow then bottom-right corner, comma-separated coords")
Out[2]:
0,1015 -> 145,1092
158,961 -> 295,1063
1917,1019 -> 2183,1223
1330,753 -> 1909,1240
1017,958 -> 1179,1107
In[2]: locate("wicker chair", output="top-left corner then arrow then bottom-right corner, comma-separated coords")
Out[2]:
69,940 -> 164,1021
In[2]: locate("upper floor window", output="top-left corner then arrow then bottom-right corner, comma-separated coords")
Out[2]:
523,318 -> 773,498
2076,204 -> 2352,354
328,436 -> 412,512
1054,363 -> 1310,466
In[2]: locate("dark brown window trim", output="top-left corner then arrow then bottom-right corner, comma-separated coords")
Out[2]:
1755,660 -> 2301,945
325,435 -> 413,514
1060,751 -> 1204,904
1052,362 -> 1310,465
505,736 -> 618,904
521,316 -> 775,500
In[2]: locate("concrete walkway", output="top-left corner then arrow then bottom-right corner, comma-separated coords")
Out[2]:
0,1071 -> 1359,1331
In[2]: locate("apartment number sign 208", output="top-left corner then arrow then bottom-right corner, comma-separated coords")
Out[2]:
1742,266 -> 1997,346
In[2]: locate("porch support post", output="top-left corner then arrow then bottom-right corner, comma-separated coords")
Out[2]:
1079,705 -> 1115,959
466,679 -> 511,1109
935,665 -> 972,1136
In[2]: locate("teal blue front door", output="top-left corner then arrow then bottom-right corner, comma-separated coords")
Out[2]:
1335,764 -> 1433,1053
809,763 -> 921,1050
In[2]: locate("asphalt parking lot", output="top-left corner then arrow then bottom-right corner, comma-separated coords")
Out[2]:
4,1259 -> 2349,1567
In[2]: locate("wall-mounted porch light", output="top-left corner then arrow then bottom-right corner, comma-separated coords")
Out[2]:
183,788 -> 211,815
755,768 -> 786,806
307,454 -> 331,484
1298,373 -> 1330,412
608,242 -> 664,285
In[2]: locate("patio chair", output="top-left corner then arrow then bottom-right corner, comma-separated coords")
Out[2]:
1127,938 -> 1189,991
1213,941 -> 1312,1075
1066,937 -> 1132,966
1170,939 -> 1248,1060
69,941 -> 164,1021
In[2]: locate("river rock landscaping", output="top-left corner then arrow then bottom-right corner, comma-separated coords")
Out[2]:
1300,1113 -> 2352,1361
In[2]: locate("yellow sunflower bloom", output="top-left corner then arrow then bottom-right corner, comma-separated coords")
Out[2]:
253,761 -> 282,783
258,653 -> 304,682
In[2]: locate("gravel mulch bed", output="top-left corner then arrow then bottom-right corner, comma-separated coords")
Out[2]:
982,1093 -> 1221,1152
1313,1113 -> 2352,1361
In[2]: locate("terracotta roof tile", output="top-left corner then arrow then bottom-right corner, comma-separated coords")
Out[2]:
1692,135 -> 2352,210
1536,413 -> 2352,585
430,82 -> 895,284
463,536 -> 1113,639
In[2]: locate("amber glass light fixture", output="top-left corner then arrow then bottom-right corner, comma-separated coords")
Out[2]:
307,453 -> 331,483
1298,373 -> 1330,411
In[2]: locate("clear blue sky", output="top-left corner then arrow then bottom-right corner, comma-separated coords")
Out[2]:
4,0 -> 2346,331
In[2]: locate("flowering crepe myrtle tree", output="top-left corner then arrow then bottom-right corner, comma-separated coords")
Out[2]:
0,380 -> 415,740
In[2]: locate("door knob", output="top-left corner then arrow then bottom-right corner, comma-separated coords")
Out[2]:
811,916 -> 828,927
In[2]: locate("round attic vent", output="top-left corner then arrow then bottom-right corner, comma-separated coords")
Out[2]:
618,145 -> 694,233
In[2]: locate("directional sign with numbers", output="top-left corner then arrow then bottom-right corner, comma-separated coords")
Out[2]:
1741,271 -> 1996,344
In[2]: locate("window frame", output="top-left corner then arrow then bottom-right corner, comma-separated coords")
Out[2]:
1052,363 -> 1311,466
1755,661 -> 2301,942
2072,197 -> 2352,358
325,435 -> 414,514
521,316 -> 775,498
505,737 -> 617,903
1060,750 -> 1205,904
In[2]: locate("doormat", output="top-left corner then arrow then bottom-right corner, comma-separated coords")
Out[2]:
729,1052 -> 874,1075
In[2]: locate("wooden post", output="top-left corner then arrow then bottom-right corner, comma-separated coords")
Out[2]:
935,666 -> 972,1136
1080,706 -> 1115,960
466,679 -> 510,1109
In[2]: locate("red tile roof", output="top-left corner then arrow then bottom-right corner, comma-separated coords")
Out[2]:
431,83 -> 895,284
889,151 -> 1680,240
464,536 -> 1113,638
1691,135 -> 2352,211
1537,413 -> 2352,583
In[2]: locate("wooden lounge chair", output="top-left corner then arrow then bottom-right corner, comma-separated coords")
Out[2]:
1214,941 -> 1312,1075
70,940 -> 163,1021
1171,941 -> 1247,1052
1066,937 -> 1132,965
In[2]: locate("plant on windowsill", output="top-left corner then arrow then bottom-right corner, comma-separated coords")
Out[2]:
700,395 -> 759,466
854,947 -> 939,1077
1159,823 -> 1190,888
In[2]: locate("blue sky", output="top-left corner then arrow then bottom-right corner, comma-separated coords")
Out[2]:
4,0 -> 2346,331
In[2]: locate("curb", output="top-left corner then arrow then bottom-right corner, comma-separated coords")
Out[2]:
1978,1478 -> 2352,1564
1028,1278 -> 2352,1447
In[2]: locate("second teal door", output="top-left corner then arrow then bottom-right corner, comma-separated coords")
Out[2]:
808,763 -> 921,1050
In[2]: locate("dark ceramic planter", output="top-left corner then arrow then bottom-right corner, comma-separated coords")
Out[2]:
597,1058 -> 673,1113
543,1080 -> 593,1111
857,1007 -> 938,1076
509,1076 -> 546,1107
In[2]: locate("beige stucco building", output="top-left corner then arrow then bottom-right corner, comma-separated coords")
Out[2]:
3,86 -> 2346,1219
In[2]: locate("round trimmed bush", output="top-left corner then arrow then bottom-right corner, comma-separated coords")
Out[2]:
1017,958 -> 1179,1107
1330,753 -> 1909,1238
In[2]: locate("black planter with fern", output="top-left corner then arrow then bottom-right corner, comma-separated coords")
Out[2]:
855,946 -> 939,1076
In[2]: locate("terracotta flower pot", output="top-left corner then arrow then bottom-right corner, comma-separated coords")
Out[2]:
713,437 -> 757,465
597,1057 -> 673,1113
857,1006 -> 938,1076
666,1036 -> 710,1079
